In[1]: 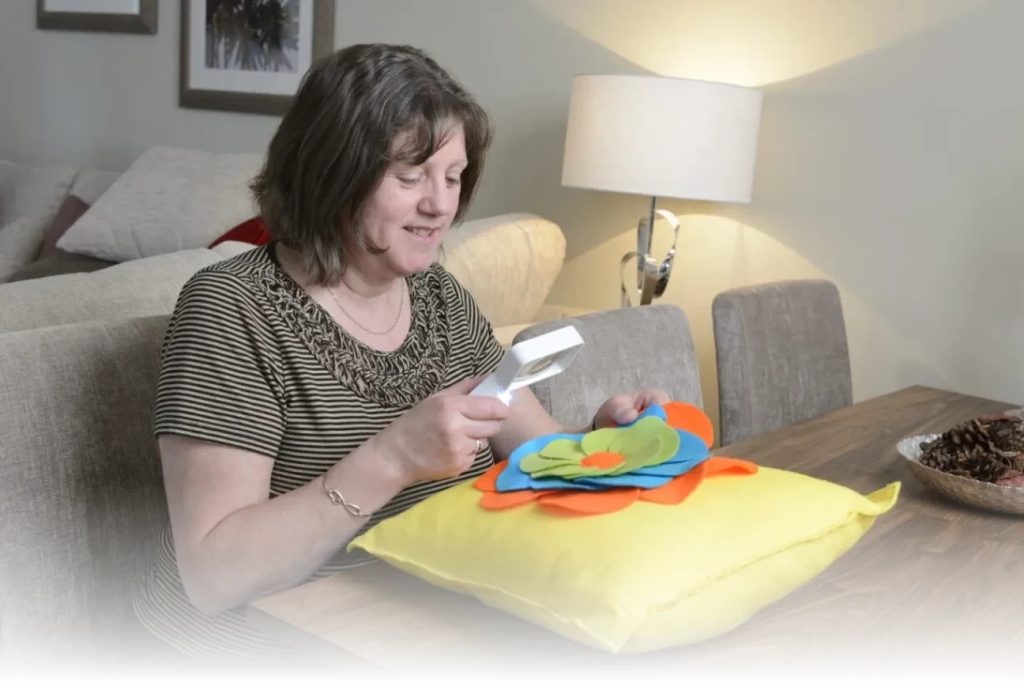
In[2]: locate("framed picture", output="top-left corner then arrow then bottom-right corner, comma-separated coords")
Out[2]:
180,0 -> 335,116
37,0 -> 158,34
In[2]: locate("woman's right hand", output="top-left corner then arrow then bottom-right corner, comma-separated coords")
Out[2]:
374,376 -> 511,485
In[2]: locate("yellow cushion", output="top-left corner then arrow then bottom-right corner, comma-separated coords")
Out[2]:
350,467 -> 899,653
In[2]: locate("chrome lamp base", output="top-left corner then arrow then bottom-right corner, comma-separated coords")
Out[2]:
619,198 -> 680,307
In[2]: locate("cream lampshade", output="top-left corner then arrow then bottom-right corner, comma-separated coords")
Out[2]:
561,74 -> 763,305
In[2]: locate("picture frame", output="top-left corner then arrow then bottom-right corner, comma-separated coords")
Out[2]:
180,0 -> 335,116
36,0 -> 158,34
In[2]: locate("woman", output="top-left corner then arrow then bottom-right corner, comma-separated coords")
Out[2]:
133,43 -> 667,660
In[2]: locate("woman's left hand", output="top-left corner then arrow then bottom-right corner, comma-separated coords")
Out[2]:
592,389 -> 671,430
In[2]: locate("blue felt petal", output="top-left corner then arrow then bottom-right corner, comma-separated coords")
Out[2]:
522,477 -> 604,491
573,473 -> 672,489
497,433 -> 584,492
646,430 -> 709,469
635,403 -> 667,424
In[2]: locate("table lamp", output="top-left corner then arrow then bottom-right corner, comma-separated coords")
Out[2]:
561,74 -> 763,306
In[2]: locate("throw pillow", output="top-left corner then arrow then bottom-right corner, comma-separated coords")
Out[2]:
38,195 -> 90,259
208,216 -> 271,247
350,468 -> 900,653
0,214 -> 53,282
57,146 -> 261,262
0,161 -> 77,229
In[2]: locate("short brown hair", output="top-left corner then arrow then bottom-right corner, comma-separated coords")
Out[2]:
251,44 -> 492,285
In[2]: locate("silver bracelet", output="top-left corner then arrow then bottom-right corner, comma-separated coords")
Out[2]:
321,474 -> 371,518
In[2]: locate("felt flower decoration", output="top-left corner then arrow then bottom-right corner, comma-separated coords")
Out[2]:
475,401 -> 758,516
476,456 -> 758,515
519,417 -> 680,480
495,403 -> 710,492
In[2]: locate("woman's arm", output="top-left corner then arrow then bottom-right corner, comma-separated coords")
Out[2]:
163,376 -> 509,616
161,432 -> 405,616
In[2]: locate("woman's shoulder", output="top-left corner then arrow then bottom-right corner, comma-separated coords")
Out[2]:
182,246 -> 272,293
174,246 -> 275,318
194,244 -> 272,279
424,261 -> 469,299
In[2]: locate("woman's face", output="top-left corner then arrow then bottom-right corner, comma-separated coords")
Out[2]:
353,122 -> 468,278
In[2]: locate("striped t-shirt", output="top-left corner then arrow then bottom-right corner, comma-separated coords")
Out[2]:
133,244 -> 504,659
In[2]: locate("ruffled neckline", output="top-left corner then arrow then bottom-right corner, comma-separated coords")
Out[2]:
250,245 -> 451,408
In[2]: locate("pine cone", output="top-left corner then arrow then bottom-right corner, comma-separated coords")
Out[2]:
919,417 -> 1024,483
984,416 -> 1024,452
946,419 -> 993,449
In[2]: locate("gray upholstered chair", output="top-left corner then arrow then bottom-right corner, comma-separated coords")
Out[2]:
513,304 -> 703,430
712,279 -> 852,446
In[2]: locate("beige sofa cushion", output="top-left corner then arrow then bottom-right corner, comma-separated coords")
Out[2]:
0,247 -> 242,333
443,213 -> 565,328
0,316 -> 170,662
57,146 -> 261,262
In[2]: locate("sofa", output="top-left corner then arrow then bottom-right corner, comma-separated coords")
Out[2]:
0,160 -> 121,282
1,149 -> 582,344
0,210 -> 577,346
0,302 -> 701,670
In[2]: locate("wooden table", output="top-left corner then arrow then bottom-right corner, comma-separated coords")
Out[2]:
250,386 -> 1023,678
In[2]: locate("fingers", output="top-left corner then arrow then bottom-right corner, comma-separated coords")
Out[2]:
436,377 -> 512,419
611,405 -> 640,425
635,388 -> 670,410
462,417 -> 506,440
596,389 -> 670,429
457,395 -> 511,421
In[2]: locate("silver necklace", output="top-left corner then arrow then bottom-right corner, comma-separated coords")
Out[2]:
326,279 -> 406,336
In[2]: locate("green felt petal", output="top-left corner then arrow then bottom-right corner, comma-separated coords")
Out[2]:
520,457 -> 564,474
522,418 -> 683,481
520,439 -> 583,474
541,439 -> 585,460
643,427 -> 680,467
580,417 -> 680,473
541,464 -> 601,479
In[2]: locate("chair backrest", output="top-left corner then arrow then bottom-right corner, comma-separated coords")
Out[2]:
0,315 -> 170,662
513,304 -> 702,430
712,279 -> 852,446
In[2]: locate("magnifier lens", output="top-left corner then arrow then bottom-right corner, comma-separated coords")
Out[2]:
515,355 -> 557,380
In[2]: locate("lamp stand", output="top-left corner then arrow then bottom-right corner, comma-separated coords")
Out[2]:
619,197 -> 680,307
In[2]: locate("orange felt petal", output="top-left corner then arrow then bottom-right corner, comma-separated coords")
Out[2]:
473,460 -> 508,492
704,456 -> 758,476
580,451 -> 626,469
479,489 -> 548,510
639,462 -> 707,505
662,402 -> 715,448
538,488 -> 641,515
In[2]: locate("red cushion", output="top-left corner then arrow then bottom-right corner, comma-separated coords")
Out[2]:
208,217 -> 272,248
39,195 -> 91,259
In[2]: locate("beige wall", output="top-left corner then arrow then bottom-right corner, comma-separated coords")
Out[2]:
2,0 -> 1022,429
